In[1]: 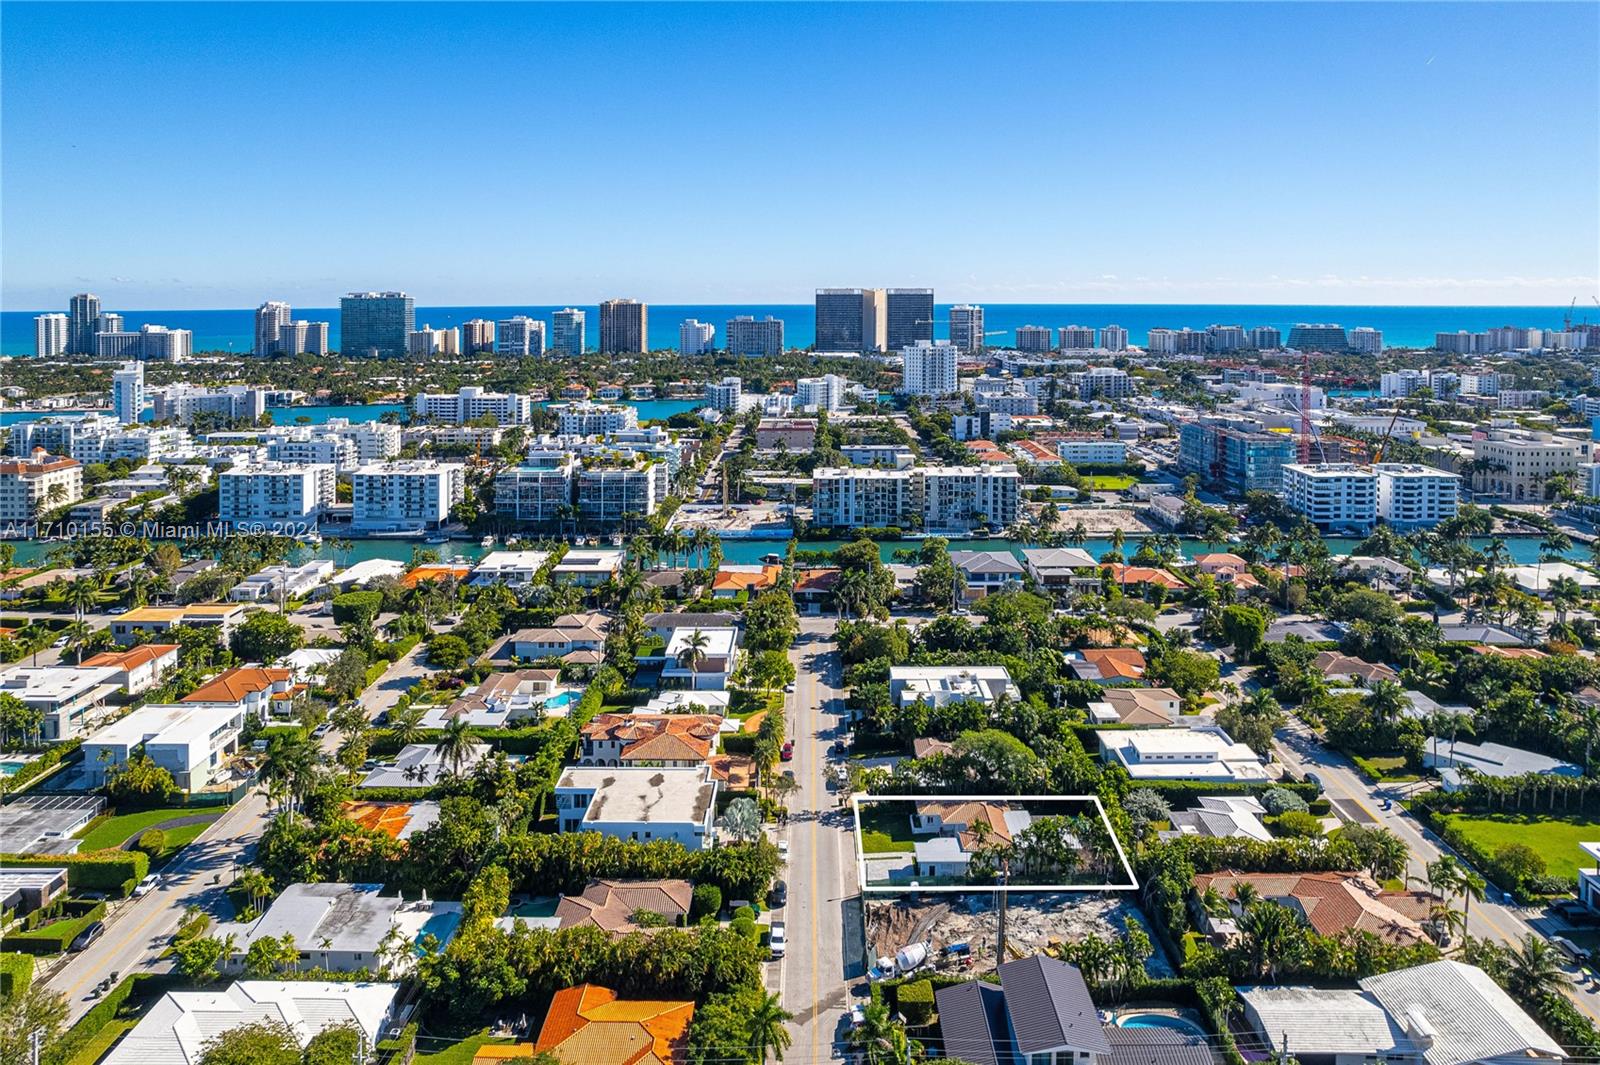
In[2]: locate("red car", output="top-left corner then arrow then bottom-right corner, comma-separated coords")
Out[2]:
780,740 -> 794,761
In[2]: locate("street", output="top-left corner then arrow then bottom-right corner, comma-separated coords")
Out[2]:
777,616 -> 860,1062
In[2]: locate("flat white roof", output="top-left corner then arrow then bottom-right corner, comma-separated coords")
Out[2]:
665,626 -> 738,658
0,665 -> 120,701
474,550 -> 550,570
555,765 -> 717,825
87,702 -> 231,749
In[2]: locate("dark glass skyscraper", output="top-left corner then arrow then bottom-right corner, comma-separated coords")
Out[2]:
68,293 -> 100,356
886,289 -> 934,349
814,289 -> 866,351
340,292 -> 414,357
599,298 -> 648,354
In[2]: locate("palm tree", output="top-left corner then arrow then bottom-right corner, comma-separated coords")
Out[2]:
747,990 -> 794,1063
716,796 -> 762,843
64,575 -> 99,621
1458,871 -> 1487,938
1067,521 -> 1089,548
850,1002 -> 916,1065
1366,678 -> 1410,725
1424,855 -> 1463,902
388,703 -> 427,747
1505,934 -> 1567,1001
63,619 -> 92,664
1238,900 -> 1301,982
676,628 -> 712,672
435,718 -> 476,776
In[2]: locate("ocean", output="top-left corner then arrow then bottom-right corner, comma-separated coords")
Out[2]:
0,398 -> 702,427
1,303 -> 1572,356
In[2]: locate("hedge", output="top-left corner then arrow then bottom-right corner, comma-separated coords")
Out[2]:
2,901 -> 106,954
897,979 -> 935,1025
0,851 -> 149,897
44,972 -> 183,1065
331,590 -> 383,626
0,952 -> 33,998
375,1021 -> 419,1065
0,738 -> 83,794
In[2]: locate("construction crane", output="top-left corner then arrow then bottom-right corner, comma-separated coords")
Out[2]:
1370,406 -> 1405,464
1299,351 -> 1314,464
1567,297 -> 1579,331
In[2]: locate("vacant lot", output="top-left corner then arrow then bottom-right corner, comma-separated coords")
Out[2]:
859,804 -> 915,854
1084,474 -> 1137,491
1440,812 -> 1600,881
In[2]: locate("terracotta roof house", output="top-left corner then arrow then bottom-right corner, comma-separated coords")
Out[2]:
1088,687 -> 1181,727
341,800 -> 441,840
399,563 -> 473,589
706,753 -> 756,790
1066,648 -> 1147,683
81,643 -> 180,695
793,568 -> 840,611
579,713 -> 721,768
1471,645 -> 1548,660
1193,870 -> 1433,946
1193,553 -> 1249,573
181,666 -> 300,718
554,879 -> 693,933
1105,564 -> 1184,590
711,565 -> 782,597
911,800 -> 1030,849
532,984 -> 695,1065
1313,652 -> 1400,686
911,737 -> 957,759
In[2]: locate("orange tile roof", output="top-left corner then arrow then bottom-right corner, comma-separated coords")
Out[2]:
534,984 -> 694,1065
1470,645 -> 1548,659
583,713 -> 720,763
707,753 -> 756,790
793,569 -> 840,593
1106,564 -> 1184,590
399,564 -> 473,589
1194,870 -> 1431,945
181,667 -> 291,703
1078,647 -> 1147,681
82,644 -> 180,670
711,565 -> 781,592
471,1047 -> 533,1065
342,801 -> 421,840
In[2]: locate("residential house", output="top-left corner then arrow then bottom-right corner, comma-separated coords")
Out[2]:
0,665 -> 122,741
793,568 -> 840,614
272,648 -> 342,684
553,765 -> 719,850
661,626 -> 740,690
362,742 -> 491,788
1066,648 -> 1148,684
0,868 -> 69,919
530,984 -> 694,1065
711,564 -> 782,598
889,665 -> 1021,709
470,551 -> 551,588
1020,547 -> 1102,597
1087,687 -> 1182,727
1105,564 -> 1184,591
1194,870 -> 1433,946
1166,796 -> 1272,843
910,800 -> 1033,880
81,643 -> 180,695
552,549 -> 625,587
110,604 -> 247,646
0,794 -> 104,855
510,612 -> 611,662
949,550 -> 1026,600
1424,739 -> 1581,790
181,666 -> 301,719
1097,726 -> 1269,782
209,882 -> 461,973
1313,651 -> 1400,686
932,956 -> 1119,1065
421,670 -> 563,728
579,712 -> 721,768
227,560 -> 335,603
553,879 -> 693,933
82,702 -> 246,792
341,800 -> 441,841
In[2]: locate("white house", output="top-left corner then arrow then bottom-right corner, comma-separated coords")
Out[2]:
0,665 -> 122,742
470,550 -> 550,587
888,665 -> 1020,710
552,549 -> 625,587
80,644 -> 181,696
228,559 -> 335,602
361,743 -> 491,788
209,882 -> 461,974
554,765 -> 719,850
661,626 -> 740,690
83,703 -> 245,792
1097,726 -> 1270,782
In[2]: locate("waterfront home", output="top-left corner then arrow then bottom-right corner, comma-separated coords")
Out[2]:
470,550 -> 551,588
1020,547 -> 1101,596
552,549 -> 625,587
711,564 -> 781,598
227,559 -> 335,602
949,550 -> 1026,599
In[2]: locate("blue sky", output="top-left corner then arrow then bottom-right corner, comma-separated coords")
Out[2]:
3,2 -> 1596,309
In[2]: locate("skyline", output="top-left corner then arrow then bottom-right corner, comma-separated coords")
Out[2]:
3,2 -> 1598,309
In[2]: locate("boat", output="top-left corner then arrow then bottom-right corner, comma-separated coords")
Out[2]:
480,535 -> 496,549
297,531 -> 323,546
424,532 -> 449,544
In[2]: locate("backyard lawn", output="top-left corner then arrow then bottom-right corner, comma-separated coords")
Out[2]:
858,804 -> 915,854
77,809 -> 224,856
1439,812 -> 1600,881
1083,475 -> 1137,491
413,1031 -> 513,1065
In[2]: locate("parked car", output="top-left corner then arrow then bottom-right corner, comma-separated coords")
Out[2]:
777,839 -> 790,861
107,606 -> 129,616
51,636 -> 69,649
70,921 -> 106,952
767,879 -> 788,907
133,875 -> 160,898
769,921 -> 786,959
780,740 -> 794,762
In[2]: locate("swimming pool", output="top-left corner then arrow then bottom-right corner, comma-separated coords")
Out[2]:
0,760 -> 28,776
544,691 -> 578,709
1114,1012 -> 1207,1036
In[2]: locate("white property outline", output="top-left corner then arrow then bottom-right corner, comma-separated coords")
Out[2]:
851,793 -> 1140,894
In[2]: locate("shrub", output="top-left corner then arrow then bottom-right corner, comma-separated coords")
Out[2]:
730,916 -> 757,940
898,979 -> 935,1026
134,828 -> 167,856
1269,811 -> 1324,838
691,884 -> 723,921
0,852 -> 148,897
0,952 -> 33,998
330,591 -> 383,626
1308,798 -> 1332,816
1492,842 -> 1546,888
1261,787 -> 1310,815
732,904 -> 756,923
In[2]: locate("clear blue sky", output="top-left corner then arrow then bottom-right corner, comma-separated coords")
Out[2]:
3,2 -> 1596,309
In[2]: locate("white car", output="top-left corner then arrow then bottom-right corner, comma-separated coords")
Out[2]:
769,921 -> 787,959
777,839 -> 790,861
133,874 -> 160,897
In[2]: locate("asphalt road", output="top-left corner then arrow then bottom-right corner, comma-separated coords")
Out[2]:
776,617 -> 860,1063
1272,717 -> 1600,1024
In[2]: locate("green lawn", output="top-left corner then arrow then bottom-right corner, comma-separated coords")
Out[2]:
859,804 -> 915,854
1083,474 -> 1137,491
1439,812 -> 1600,881
1349,753 -> 1421,784
413,1031 -> 513,1065
77,809 -> 223,854
62,1020 -> 134,1065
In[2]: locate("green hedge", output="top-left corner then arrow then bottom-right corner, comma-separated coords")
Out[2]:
0,952 -> 33,998
375,1021 -> 419,1065
0,739 -> 83,794
2,901 -> 106,955
0,851 -> 149,898
44,972 -> 183,1065
331,590 -> 383,626
898,979 -> 935,1025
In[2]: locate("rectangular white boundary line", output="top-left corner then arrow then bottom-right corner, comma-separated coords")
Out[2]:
851,793 -> 1140,894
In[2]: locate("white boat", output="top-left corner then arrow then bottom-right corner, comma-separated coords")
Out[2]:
481,536 -> 496,549
424,532 -> 449,544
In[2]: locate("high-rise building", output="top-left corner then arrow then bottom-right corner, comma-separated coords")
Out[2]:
350,461 -> 465,532
796,374 -> 848,412
899,341 -> 959,397
68,294 -> 101,356
1100,325 -> 1129,352
705,377 -> 742,412
1016,326 -> 1054,353
1282,463 -> 1378,534
407,325 -> 459,357
862,288 -> 887,353
461,319 -> 496,355
255,301 -> 292,356
679,319 -> 715,355
34,314 -> 69,357
112,362 -> 146,425
96,313 -> 124,336
497,316 -> 546,357
1287,323 -> 1349,351
725,316 -> 784,357
1178,421 -> 1296,494
1350,327 -> 1384,354
599,299 -> 648,354
1206,325 -> 1247,352
340,292 -> 415,357
98,325 -> 192,361
414,386 -> 533,425
277,320 -> 330,356
1248,326 -> 1282,350
1058,326 -> 1097,350
949,305 -> 985,353
815,288 -> 888,352
886,289 -> 934,349
552,308 -> 586,356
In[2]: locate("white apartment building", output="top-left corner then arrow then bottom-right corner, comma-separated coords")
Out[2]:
796,374 -> 847,412
350,461 -> 464,532
217,462 -> 335,527
35,313 -> 69,357
811,464 -> 1021,532
1075,366 -> 1133,400
1055,439 -> 1128,465
413,386 -> 533,426
558,402 -> 640,435
1016,325 -> 1054,353
1350,327 -> 1384,353
1472,429 -> 1593,501
551,307 -> 586,356
1100,325 -> 1129,351
578,458 -> 665,526
0,454 -> 83,521
276,320 -> 331,356
1058,325 -> 1097,350
976,390 -> 1039,416
494,450 -> 579,526
900,341 -> 959,397
679,319 -> 715,355
496,316 -> 545,356
267,433 -> 358,470
69,426 -> 190,465
1380,370 -> 1427,398
1497,390 -> 1550,410
111,362 -> 146,425
151,384 -> 268,425
1430,372 -> 1460,399
704,377 -> 742,412
1282,463 -> 1378,534
1374,463 -> 1460,529
317,418 -> 401,462
407,325 -> 460,356
1461,371 -> 1502,396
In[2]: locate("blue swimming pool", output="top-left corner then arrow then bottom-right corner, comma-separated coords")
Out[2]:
1115,1013 -> 1207,1036
544,691 -> 578,709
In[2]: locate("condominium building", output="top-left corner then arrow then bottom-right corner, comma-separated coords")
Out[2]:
0,454 -> 83,521
97,313 -> 125,335
1461,371 -> 1502,396
414,386 -> 533,425
1054,439 -> 1129,465
217,462 -> 335,527
599,299 -> 648,354
811,465 -> 1020,532
1207,325 -> 1248,352
886,289 -> 934,349
407,325 -> 460,357
899,341 -> 959,397
350,461 -> 466,532
68,293 -> 101,356
34,313 -> 69,357
266,434 -> 356,471
340,292 -> 414,357
815,288 -> 888,352
1100,325 -> 1129,352
1146,328 -> 1178,355
948,305 -> 985,353
551,308 -> 586,356
1375,463 -> 1460,529
679,319 -> 715,355
151,385 -> 268,425
1471,429 -> 1592,501
1058,325 -> 1097,350
725,315 -> 784,357
577,457 -> 664,526
493,449 -> 579,526
704,377 -> 742,413
796,374 -> 847,412
1350,327 -> 1384,353
1016,325 -> 1054,353
255,301 -> 292,356
97,325 -> 193,361
310,418 -> 401,463
558,402 -> 639,435
1248,326 -> 1282,350
1286,323 -> 1350,351
276,320 -> 330,356
461,318 -> 495,355
1380,370 -> 1427,398
112,362 -> 145,425
1282,463 -> 1378,534
1177,421 -> 1296,494
1074,366 -> 1133,400
496,316 -> 546,357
